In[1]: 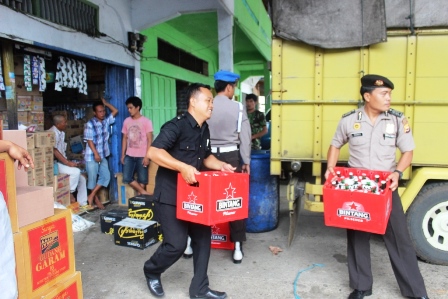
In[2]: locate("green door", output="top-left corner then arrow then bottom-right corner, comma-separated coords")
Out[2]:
141,71 -> 177,136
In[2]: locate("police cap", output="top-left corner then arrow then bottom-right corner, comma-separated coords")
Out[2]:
361,74 -> 394,90
214,70 -> 240,83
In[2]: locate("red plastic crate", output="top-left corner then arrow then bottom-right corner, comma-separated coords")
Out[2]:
211,222 -> 235,250
177,171 -> 249,226
323,167 -> 392,234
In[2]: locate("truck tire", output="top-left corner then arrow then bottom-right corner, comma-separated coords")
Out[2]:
406,182 -> 448,265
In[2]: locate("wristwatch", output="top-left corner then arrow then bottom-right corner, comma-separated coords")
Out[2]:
394,169 -> 403,180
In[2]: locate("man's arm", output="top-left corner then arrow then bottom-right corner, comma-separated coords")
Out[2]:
239,110 -> 252,174
102,97 -> 118,117
121,133 -> 127,164
147,146 -> 198,184
143,132 -> 153,167
53,148 -> 76,167
203,154 -> 236,172
0,140 -> 34,171
87,140 -> 101,162
387,150 -> 413,191
325,145 -> 341,179
252,125 -> 268,140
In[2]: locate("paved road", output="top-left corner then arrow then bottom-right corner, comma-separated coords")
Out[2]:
74,185 -> 447,299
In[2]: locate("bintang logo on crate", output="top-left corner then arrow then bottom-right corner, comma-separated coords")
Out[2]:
182,192 -> 204,214
211,225 -> 227,242
337,202 -> 371,222
216,183 -> 242,215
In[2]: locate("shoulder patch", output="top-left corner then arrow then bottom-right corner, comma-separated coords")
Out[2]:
342,110 -> 356,118
388,108 -> 403,117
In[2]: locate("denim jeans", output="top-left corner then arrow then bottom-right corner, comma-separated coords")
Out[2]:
86,158 -> 110,190
122,155 -> 148,184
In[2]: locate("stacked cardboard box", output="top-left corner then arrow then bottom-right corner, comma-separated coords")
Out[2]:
27,131 -> 55,187
116,173 -> 137,206
0,152 -> 83,298
53,173 -> 71,207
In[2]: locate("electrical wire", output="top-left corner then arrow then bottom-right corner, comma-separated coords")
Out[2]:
293,263 -> 325,299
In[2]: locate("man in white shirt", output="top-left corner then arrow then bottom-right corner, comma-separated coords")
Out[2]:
49,115 -> 88,207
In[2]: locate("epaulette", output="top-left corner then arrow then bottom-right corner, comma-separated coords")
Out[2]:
342,110 -> 355,118
387,108 -> 403,117
176,114 -> 185,120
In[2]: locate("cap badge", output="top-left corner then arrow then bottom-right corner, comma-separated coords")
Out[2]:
374,80 -> 384,86
354,123 -> 361,130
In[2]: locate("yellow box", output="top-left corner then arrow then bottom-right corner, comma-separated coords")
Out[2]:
34,131 -> 55,148
29,111 -> 44,124
35,271 -> 83,299
17,96 -> 32,110
13,232 -> 27,298
17,110 -> 30,124
15,209 -> 75,298
116,173 -> 137,206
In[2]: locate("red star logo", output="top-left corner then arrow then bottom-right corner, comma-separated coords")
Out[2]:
349,202 -> 358,210
188,192 -> 197,203
211,225 -> 220,234
224,183 -> 236,199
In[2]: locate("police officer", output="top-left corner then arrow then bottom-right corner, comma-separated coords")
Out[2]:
208,70 -> 251,263
143,83 -> 234,299
325,74 -> 429,299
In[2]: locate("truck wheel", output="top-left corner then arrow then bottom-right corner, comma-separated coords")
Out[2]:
406,183 -> 448,265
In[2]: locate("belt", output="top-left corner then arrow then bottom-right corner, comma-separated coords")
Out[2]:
211,145 -> 238,153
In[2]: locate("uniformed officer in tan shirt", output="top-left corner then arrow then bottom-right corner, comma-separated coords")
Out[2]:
325,75 -> 429,299
182,71 -> 251,264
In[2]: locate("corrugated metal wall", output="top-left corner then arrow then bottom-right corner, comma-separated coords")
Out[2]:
105,65 -> 134,202
141,71 -> 177,136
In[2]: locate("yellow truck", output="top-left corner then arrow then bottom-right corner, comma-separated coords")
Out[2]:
270,24 -> 448,265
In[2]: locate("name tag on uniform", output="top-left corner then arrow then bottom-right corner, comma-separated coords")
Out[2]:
207,139 -> 209,146
351,133 -> 363,138
383,133 -> 395,139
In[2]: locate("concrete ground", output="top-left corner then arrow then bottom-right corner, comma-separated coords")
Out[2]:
74,185 -> 447,299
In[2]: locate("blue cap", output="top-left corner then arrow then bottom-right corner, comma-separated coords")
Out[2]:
214,70 -> 240,83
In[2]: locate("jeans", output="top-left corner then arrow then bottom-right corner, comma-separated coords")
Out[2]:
122,155 -> 148,184
86,158 -> 110,190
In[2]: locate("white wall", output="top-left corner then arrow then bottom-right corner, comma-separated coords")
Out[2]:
0,0 -> 135,67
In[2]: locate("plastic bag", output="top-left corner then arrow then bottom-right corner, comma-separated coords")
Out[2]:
54,202 -> 94,232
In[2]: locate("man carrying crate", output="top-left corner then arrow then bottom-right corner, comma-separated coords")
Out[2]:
325,74 -> 429,299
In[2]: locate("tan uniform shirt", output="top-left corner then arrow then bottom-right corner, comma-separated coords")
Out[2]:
331,106 -> 415,172
207,94 -> 251,164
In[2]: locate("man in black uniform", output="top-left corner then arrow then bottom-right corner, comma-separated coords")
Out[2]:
325,74 -> 429,299
143,83 -> 234,299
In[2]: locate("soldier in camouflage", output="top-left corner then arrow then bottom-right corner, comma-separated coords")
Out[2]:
246,94 -> 267,150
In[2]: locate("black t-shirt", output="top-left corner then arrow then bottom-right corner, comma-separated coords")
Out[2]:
152,112 -> 211,205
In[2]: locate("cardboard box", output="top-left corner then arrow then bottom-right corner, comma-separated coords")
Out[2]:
17,111 -> 29,124
100,209 -> 129,234
146,161 -> 158,195
176,171 -> 249,226
29,111 -> 45,124
30,147 -> 44,171
16,186 -> 54,228
116,173 -> 137,206
323,167 -> 392,234
26,133 -> 35,149
14,209 -> 75,298
53,173 -> 70,191
211,222 -> 235,250
0,153 -> 19,233
98,187 -> 109,203
29,168 -> 45,186
113,218 -> 158,250
3,130 -> 29,187
128,195 -> 157,221
17,96 -> 32,110
55,189 -> 71,207
34,131 -> 55,148
32,96 -> 43,111
36,271 -> 83,299
13,232 -> 27,298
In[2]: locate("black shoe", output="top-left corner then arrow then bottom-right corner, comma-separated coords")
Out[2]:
183,253 -> 193,259
348,289 -> 372,299
146,278 -> 164,297
190,289 -> 227,299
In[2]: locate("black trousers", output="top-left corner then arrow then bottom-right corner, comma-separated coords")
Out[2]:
211,150 -> 246,242
143,203 -> 211,296
347,190 -> 428,297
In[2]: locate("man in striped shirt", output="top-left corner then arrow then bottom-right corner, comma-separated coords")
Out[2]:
83,97 -> 118,208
